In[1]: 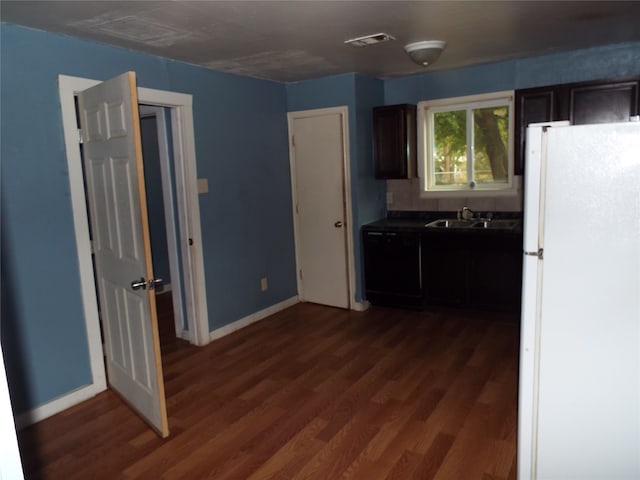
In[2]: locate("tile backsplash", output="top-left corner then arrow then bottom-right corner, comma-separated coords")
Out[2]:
386,177 -> 523,212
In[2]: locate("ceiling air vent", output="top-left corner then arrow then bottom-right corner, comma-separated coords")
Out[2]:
344,33 -> 395,47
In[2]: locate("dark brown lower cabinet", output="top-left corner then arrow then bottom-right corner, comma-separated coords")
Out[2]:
421,233 -> 468,306
468,235 -> 522,312
422,231 -> 522,312
363,230 -> 423,308
363,227 -> 523,313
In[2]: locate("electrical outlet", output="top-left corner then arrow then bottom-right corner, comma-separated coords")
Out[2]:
197,178 -> 209,194
260,277 -> 268,291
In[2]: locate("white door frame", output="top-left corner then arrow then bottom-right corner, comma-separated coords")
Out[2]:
0,344 -> 24,479
139,105 -> 187,338
287,106 -> 357,310
54,74 -> 209,420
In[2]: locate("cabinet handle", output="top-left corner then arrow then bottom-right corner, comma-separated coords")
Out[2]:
334,221 -> 343,228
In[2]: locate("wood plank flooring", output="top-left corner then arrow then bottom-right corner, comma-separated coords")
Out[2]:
17,297 -> 520,479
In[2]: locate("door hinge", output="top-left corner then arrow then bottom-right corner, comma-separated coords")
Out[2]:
299,269 -> 303,280
78,128 -> 84,144
295,204 -> 299,214
292,135 -> 295,147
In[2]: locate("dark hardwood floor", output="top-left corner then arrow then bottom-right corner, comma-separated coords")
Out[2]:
17,296 -> 520,479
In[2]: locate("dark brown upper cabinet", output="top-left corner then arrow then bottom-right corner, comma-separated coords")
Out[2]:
373,104 -> 417,179
515,87 -> 559,175
567,80 -> 639,125
515,77 -> 639,175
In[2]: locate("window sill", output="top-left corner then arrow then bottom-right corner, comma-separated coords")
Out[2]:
419,175 -> 522,199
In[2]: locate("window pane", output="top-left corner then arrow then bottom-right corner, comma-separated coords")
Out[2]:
473,106 -> 508,184
433,110 -> 467,186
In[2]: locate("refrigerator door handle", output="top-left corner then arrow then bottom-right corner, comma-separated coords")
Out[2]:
524,248 -> 544,259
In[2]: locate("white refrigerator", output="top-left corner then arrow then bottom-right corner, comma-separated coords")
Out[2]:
518,120 -> 640,480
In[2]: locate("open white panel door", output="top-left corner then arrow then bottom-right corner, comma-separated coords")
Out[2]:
77,72 -> 169,438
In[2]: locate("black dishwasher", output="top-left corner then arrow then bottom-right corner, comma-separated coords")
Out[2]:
363,229 -> 423,308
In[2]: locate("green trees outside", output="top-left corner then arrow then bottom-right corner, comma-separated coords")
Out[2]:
433,110 -> 467,185
433,106 -> 509,186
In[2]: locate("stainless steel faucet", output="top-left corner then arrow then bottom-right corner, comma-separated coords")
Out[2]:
461,206 -> 474,220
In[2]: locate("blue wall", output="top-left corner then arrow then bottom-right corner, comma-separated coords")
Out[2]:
385,42 -> 640,104
0,23 -> 296,414
353,75 -> 387,295
286,74 -> 385,301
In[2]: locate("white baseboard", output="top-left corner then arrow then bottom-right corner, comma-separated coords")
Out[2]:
352,300 -> 370,311
14,382 -> 106,430
209,296 -> 299,342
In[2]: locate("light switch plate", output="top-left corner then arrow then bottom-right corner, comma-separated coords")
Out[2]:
197,178 -> 208,194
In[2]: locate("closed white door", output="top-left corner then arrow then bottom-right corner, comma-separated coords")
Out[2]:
289,109 -> 350,309
78,72 -> 169,437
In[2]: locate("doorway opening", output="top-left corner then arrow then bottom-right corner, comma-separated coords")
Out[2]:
139,105 -> 188,344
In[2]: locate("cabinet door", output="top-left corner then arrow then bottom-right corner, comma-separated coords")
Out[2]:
422,233 -> 468,306
363,230 -> 423,308
363,231 -> 421,296
373,104 -> 416,179
468,235 -> 522,312
515,87 -> 557,175
569,79 -> 639,125
386,233 -> 422,296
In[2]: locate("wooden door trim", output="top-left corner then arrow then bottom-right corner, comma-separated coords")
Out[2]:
129,74 -> 169,437
287,106 -> 356,310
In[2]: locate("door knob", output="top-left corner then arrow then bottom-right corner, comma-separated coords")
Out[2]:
334,221 -> 344,228
131,278 -> 147,290
131,277 -> 163,291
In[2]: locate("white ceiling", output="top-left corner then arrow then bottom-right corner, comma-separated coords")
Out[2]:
2,1 -> 639,83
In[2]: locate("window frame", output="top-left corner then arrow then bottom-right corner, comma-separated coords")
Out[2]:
417,90 -> 518,198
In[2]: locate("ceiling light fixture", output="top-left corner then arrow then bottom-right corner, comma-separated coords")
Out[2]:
345,32 -> 395,47
404,40 -> 446,67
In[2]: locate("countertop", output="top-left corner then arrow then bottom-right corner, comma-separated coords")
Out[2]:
362,211 -> 523,234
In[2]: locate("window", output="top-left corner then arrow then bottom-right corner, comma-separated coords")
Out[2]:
418,91 -> 516,196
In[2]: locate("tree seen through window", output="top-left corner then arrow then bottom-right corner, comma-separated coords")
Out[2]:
433,106 -> 509,186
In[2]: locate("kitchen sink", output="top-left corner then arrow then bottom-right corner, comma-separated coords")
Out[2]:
470,219 -> 521,230
425,218 -> 521,230
424,219 -> 474,228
